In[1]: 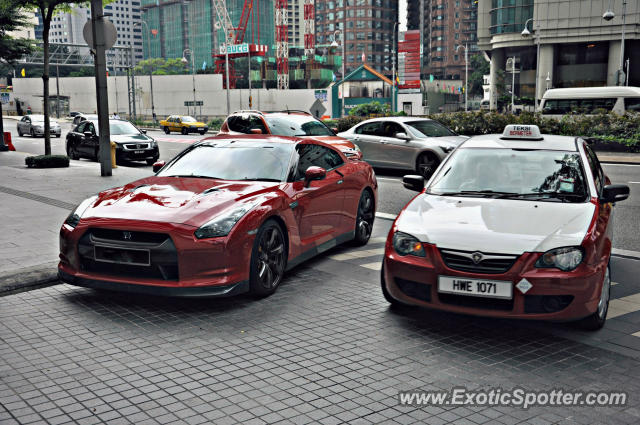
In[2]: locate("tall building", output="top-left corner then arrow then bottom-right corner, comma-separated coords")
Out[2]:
288,0 -> 305,48
46,1 -> 143,67
141,0 -> 274,71
478,0 -> 640,109
407,0 -> 478,80
315,0 -> 398,77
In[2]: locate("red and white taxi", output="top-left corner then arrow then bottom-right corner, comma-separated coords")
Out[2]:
382,125 -> 630,330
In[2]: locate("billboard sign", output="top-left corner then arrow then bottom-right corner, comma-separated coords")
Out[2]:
398,30 -> 421,91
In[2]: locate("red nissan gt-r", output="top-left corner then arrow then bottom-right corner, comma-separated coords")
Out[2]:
58,135 -> 377,297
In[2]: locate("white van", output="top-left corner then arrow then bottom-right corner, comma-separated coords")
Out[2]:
540,86 -> 640,115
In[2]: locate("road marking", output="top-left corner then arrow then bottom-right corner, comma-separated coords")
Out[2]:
632,331 -> 640,338
377,177 -> 402,182
612,248 -> 640,260
368,237 -> 387,244
375,212 -> 397,220
612,281 -> 620,286
602,163 -> 640,167
329,247 -> 383,261
629,182 -> 640,184
360,262 -> 382,271
607,293 -> 640,319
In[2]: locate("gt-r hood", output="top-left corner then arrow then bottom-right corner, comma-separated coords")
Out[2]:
306,135 -> 355,150
395,194 -> 595,254
82,177 -> 278,227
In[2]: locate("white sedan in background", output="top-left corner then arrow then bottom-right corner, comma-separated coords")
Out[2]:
17,115 -> 62,138
338,117 -> 468,179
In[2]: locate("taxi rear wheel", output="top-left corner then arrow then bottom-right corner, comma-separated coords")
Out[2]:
579,263 -> 610,331
163,126 -> 170,134
181,127 -> 188,135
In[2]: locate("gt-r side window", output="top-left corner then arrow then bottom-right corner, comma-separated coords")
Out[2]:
293,144 -> 344,180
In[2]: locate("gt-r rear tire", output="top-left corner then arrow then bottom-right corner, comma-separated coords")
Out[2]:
579,263 -> 611,331
163,126 -> 170,134
352,189 -> 374,246
249,219 -> 287,297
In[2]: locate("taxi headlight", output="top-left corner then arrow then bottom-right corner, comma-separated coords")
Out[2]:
393,232 -> 425,257
194,204 -> 256,239
535,246 -> 584,271
353,144 -> 361,152
64,196 -> 97,228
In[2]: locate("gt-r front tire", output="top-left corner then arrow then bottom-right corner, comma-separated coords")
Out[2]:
352,189 -> 374,246
249,219 -> 287,297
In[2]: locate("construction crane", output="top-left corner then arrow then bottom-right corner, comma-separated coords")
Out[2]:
275,0 -> 288,89
212,0 -> 268,89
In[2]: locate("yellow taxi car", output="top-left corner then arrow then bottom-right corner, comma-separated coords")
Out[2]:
159,115 -> 209,135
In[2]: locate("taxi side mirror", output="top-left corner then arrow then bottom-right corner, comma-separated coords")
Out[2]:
402,175 -> 424,192
250,128 -> 263,134
152,160 -> 166,173
600,184 -> 629,204
141,129 -> 147,134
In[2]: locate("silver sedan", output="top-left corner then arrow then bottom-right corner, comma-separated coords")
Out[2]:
17,115 -> 62,138
338,117 -> 467,179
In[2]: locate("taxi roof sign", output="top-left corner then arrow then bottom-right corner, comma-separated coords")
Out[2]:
501,124 -> 543,140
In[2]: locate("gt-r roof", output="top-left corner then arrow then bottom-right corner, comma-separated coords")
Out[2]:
460,133 -> 579,151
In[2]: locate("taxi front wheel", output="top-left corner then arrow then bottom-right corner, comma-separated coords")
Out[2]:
579,264 -> 610,331
381,266 -> 405,308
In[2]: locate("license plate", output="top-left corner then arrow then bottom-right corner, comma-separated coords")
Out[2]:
134,150 -> 144,154
438,276 -> 512,299
94,245 -> 150,266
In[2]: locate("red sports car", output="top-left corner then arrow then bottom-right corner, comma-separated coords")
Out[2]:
58,135 -> 377,297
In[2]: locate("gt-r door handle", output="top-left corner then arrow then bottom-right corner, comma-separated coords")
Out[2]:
289,201 -> 299,210
337,180 -> 343,185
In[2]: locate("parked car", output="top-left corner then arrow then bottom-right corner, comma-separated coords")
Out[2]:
541,86 -> 640,115
58,135 -> 378,297
66,119 -> 159,165
217,110 -> 362,159
159,115 -> 208,135
69,111 -> 81,118
72,113 -> 98,126
338,117 -> 467,178
382,124 -> 630,330
17,115 -> 61,138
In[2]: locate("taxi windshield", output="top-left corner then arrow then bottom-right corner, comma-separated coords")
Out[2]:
181,116 -> 197,123
427,148 -> 589,202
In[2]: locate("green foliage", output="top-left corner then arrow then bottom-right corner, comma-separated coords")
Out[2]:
25,155 -> 69,168
468,54 -> 490,98
348,101 -> 390,117
0,2 -> 36,63
67,67 -> 94,77
428,111 -> 640,150
134,58 -> 188,75
207,117 -> 225,131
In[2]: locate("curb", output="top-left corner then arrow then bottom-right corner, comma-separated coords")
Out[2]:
0,262 -> 60,297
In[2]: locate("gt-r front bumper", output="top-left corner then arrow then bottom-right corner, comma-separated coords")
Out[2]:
383,241 -> 605,321
58,218 -> 255,297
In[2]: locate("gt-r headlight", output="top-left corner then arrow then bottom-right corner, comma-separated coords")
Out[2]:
64,196 -> 97,228
194,203 -> 257,239
439,144 -> 455,154
393,232 -> 425,257
535,246 -> 584,271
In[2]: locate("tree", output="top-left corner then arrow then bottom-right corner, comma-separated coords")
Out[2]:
134,57 -> 188,76
0,3 -> 36,148
468,54 -> 490,98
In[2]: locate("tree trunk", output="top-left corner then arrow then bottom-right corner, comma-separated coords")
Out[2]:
0,99 -> 5,149
42,6 -> 52,155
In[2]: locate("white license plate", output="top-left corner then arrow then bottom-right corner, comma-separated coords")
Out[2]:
438,276 -> 512,299
134,150 -> 144,154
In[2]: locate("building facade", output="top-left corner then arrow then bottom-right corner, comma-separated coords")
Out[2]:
478,0 -> 640,109
315,0 -> 398,77
407,0 -> 479,80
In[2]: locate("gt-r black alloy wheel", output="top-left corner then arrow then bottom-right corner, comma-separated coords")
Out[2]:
353,189 -> 374,246
250,220 -> 286,297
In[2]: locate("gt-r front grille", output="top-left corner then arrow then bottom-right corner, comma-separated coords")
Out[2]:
439,249 -> 518,274
78,229 -> 178,281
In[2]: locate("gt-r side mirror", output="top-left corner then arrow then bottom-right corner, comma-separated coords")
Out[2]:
83,131 -> 93,138
403,175 -> 425,192
395,132 -> 410,141
250,128 -> 263,134
600,184 -> 629,204
152,160 -> 166,173
304,166 -> 326,187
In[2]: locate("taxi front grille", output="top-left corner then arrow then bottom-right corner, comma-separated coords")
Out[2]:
439,249 -> 518,274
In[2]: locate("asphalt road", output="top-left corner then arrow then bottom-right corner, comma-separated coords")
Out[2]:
4,118 -> 639,252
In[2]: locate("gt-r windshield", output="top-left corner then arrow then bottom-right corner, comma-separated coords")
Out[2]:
157,142 -> 293,182
427,148 -> 589,202
265,116 -> 334,137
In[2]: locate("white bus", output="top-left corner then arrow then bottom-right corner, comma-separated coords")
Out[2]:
540,86 -> 640,115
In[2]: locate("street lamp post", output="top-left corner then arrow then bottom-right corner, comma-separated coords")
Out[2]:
603,0 -> 628,86
182,49 -> 196,119
392,22 -> 398,113
521,18 -> 540,110
456,44 -> 468,112
135,21 -> 156,124
332,29 -> 345,117
545,72 -> 551,91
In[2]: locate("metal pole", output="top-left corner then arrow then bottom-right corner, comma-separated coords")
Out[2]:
626,58 -> 630,86
55,62 -> 60,118
140,21 -> 156,125
225,45 -> 230,115
511,56 -> 515,114
191,51 -> 196,119
464,44 -> 468,112
535,24 -> 540,110
392,23 -> 397,113
90,0 -> 112,176
248,46 -> 252,108
619,0 -> 627,86
114,53 -> 119,115
130,43 -> 136,120
341,31 -> 345,117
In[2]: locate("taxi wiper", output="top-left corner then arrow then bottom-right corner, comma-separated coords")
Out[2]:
438,190 -> 519,198
497,192 -> 585,202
